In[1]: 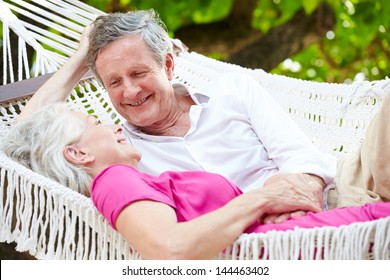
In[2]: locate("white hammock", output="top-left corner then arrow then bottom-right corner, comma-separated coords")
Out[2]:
0,0 -> 389,260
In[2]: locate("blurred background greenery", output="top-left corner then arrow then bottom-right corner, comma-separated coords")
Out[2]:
82,0 -> 390,84
0,0 -> 388,84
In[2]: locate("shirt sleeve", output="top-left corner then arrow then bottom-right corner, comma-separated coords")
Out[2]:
90,165 -> 176,230
236,73 -> 337,185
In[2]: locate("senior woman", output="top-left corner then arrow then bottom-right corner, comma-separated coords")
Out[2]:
2,103 -> 389,259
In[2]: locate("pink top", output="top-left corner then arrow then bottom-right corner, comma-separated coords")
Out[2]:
91,165 -> 390,232
91,164 -> 242,230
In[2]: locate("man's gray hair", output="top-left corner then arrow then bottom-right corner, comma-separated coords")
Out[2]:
1,103 -> 92,195
87,9 -> 173,83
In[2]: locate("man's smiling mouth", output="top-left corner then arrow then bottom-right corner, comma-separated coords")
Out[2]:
130,96 -> 149,106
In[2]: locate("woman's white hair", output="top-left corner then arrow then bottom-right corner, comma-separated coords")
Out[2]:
1,103 -> 92,195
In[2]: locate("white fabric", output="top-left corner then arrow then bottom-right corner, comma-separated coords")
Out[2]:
124,73 -> 337,191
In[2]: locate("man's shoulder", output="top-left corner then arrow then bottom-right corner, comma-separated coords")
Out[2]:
215,72 -> 256,84
208,72 -> 261,94
205,72 -> 262,99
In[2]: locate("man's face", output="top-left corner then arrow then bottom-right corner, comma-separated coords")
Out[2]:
95,35 -> 175,128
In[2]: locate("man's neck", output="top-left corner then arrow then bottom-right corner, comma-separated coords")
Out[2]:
139,94 -> 195,137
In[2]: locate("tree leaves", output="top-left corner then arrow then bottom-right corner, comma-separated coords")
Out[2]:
84,0 -> 389,83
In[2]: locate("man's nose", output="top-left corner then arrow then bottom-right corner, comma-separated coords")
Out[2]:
123,79 -> 141,99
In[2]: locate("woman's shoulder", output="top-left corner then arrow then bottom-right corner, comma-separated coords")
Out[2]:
96,164 -> 138,179
91,164 -> 143,190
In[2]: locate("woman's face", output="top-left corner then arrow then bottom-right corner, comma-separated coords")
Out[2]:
69,112 -> 141,172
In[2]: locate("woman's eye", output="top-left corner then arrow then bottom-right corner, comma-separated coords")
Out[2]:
93,117 -> 101,125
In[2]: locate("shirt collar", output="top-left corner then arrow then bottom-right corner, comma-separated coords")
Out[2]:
172,82 -> 210,105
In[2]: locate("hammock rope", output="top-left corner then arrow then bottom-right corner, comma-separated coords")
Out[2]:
0,0 -> 389,260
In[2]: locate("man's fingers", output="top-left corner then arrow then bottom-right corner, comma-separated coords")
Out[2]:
289,210 -> 306,218
259,210 -> 312,225
261,212 -> 294,224
274,213 -> 292,223
261,214 -> 278,224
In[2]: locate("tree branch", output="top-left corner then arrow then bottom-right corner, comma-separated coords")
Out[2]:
229,3 -> 335,70
174,3 -> 335,71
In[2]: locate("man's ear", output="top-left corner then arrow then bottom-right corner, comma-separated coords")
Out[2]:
165,52 -> 174,80
63,145 -> 94,165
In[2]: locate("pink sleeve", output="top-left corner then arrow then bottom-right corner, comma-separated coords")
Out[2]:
90,165 -> 175,230
247,202 -> 390,233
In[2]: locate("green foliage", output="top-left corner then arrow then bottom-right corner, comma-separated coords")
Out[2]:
252,0 -> 302,33
84,0 -> 389,83
84,0 -> 113,11
271,0 -> 390,82
121,0 -> 233,34
302,0 -> 323,14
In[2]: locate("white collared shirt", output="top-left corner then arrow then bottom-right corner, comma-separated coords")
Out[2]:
123,72 -> 337,192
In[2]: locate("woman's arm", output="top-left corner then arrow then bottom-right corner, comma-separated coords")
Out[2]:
17,27 -> 91,122
115,181 -> 321,260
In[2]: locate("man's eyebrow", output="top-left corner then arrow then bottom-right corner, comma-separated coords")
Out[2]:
100,74 -> 111,82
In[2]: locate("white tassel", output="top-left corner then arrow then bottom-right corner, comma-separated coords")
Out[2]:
216,219 -> 390,260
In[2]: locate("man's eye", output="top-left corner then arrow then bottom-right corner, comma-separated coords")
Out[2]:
133,72 -> 146,77
106,79 -> 120,87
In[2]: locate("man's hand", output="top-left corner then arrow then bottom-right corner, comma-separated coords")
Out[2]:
261,173 -> 324,224
16,26 -> 91,122
76,25 -> 92,58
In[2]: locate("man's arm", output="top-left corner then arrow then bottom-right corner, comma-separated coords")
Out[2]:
17,27 -> 91,122
239,74 -> 335,223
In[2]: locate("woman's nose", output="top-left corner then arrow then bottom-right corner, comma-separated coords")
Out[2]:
112,125 -> 123,134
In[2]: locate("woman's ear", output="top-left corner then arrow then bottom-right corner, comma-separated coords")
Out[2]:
63,145 -> 94,165
165,53 -> 174,80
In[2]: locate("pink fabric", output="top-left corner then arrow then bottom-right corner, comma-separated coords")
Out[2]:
91,165 -> 242,229
246,201 -> 390,233
91,165 -> 390,232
